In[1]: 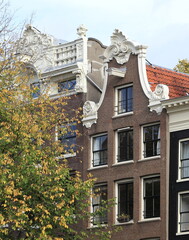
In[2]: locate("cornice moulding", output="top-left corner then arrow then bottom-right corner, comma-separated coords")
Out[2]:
162,96 -> 189,112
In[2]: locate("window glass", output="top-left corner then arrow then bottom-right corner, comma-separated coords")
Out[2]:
143,177 -> 160,219
143,124 -> 160,158
117,130 -> 133,162
117,181 -> 133,223
31,82 -> 40,98
117,86 -> 133,114
92,135 -> 107,167
58,123 -> 76,154
58,79 -> 76,92
179,193 -> 189,232
92,184 -> 108,225
180,140 -> 189,179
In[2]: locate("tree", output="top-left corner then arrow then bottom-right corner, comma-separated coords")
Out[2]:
0,2 -> 119,240
173,58 -> 189,74
0,53 -> 118,240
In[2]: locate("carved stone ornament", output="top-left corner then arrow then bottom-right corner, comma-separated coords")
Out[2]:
82,101 -> 98,128
151,84 -> 169,100
83,101 -> 97,116
102,29 -> 138,64
16,25 -> 54,68
148,84 -> 169,114
77,25 -> 88,38
73,66 -> 87,93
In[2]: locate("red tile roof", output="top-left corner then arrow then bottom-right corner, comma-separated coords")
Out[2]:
146,64 -> 189,99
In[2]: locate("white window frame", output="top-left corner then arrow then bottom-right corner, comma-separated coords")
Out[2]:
178,138 -> 189,181
55,123 -> 77,158
114,127 -> 133,164
115,179 -> 134,224
114,84 -> 133,117
141,175 -> 160,221
49,79 -> 77,99
91,133 -> 108,168
90,183 -> 108,227
57,79 -> 76,93
141,123 -> 160,160
177,191 -> 189,235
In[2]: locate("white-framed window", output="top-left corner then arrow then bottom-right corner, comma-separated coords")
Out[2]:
115,85 -> 133,115
116,128 -> 133,163
92,184 -> 108,226
57,122 -> 77,155
178,192 -> 189,233
58,79 -> 76,92
92,134 -> 108,167
142,175 -> 160,219
142,124 -> 160,158
30,82 -> 41,98
115,179 -> 133,223
178,139 -> 189,180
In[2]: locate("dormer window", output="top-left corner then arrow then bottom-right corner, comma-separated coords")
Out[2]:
58,79 -> 76,92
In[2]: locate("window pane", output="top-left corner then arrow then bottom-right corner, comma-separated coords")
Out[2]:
181,141 -> 189,159
144,177 -> 160,219
117,182 -> 133,222
180,194 -> 189,232
92,185 -> 108,225
118,130 -> 133,162
117,86 -> 133,114
58,123 -> 77,153
180,141 -> 189,179
31,82 -> 40,98
58,79 -> 76,92
93,135 -> 107,167
143,125 -> 160,158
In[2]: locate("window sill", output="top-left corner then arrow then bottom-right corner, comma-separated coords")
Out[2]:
50,90 -> 77,99
115,220 -> 134,225
138,217 -> 161,223
177,178 -> 189,183
112,160 -> 134,166
112,112 -> 133,119
138,156 -> 161,162
176,231 -> 189,236
88,165 -> 108,171
58,153 -> 76,159
87,224 -> 107,229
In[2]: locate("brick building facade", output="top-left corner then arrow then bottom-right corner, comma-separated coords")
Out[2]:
17,25 -> 189,240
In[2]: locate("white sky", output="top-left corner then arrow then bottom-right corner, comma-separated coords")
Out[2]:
10,0 -> 189,69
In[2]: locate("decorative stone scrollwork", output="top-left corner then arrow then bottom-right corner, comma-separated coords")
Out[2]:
16,25 -> 54,71
102,29 -> 137,64
73,67 -> 86,93
77,25 -> 88,38
82,101 -> 98,128
151,84 -> 169,100
148,84 -> 169,114
83,101 -> 97,116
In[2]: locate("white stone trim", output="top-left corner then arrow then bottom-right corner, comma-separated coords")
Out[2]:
82,63 -> 108,128
107,67 -> 126,78
137,46 -> 169,113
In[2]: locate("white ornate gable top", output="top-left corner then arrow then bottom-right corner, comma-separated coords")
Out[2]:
20,24 -> 53,48
16,25 -> 55,71
102,29 -> 141,64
